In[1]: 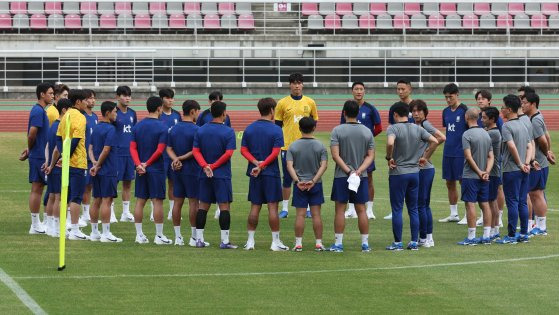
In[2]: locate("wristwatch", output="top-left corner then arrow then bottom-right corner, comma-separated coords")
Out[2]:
385,156 -> 391,161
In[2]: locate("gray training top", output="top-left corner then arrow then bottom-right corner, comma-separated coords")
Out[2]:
330,123 -> 375,178
286,138 -> 328,182
501,118 -> 531,173
487,128 -> 502,177
386,122 -> 432,175
520,114 -> 533,140
531,112 -> 549,169
418,120 -> 438,170
462,127 -> 493,179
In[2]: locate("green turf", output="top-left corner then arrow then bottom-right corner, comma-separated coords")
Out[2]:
1,131 -> 559,313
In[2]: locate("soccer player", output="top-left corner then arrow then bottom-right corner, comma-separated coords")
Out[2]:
192,101 -> 237,249
341,82 -> 382,220
275,72 -> 319,219
518,92 -> 537,232
497,95 -> 533,244
481,107 -> 503,240
457,108 -> 494,245
167,100 -> 209,247
438,83 -> 469,224
385,102 -> 438,251
114,86 -> 137,223
130,96 -> 171,245
411,100 -> 445,248
158,88 -> 181,222
20,82 -> 54,235
330,100 -> 375,252
46,83 -> 69,126
523,93 -> 555,236
80,89 -> 98,225
88,101 -> 122,243
286,117 -> 328,251
240,98 -> 289,251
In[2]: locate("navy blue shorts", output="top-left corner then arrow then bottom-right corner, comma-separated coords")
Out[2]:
198,177 -> 233,204
68,167 -> 86,204
330,177 -> 369,204
442,156 -> 464,181
488,176 -> 501,201
292,182 -> 324,208
164,159 -> 174,180
135,171 -> 166,199
367,160 -> 376,173
28,158 -> 46,184
92,175 -> 118,198
173,172 -> 198,199
47,169 -> 62,194
461,178 -> 489,203
117,155 -> 135,181
248,175 -> 282,205
529,167 -> 549,191
85,161 -> 93,185
280,150 -> 293,188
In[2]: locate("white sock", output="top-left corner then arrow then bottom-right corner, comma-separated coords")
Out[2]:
282,200 -> 289,211
315,239 -> 322,246
361,234 -> 369,245
495,226 -> 500,234
155,223 -> 163,237
450,204 -> 458,217
83,204 -> 90,217
196,229 -> 204,242
467,228 -> 476,240
31,213 -> 40,226
135,223 -> 143,235
528,220 -> 534,232
169,200 -> 175,213
91,223 -> 98,233
348,203 -> 355,211
335,233 -> 343,246
67,210 -> 71,223
216,204 -> 221,212
53,217 -> 60,230
366,201 -> 373,212
191,227 -> 196,239
221,230 -> 230,244
102,223 -> 110,235
306,205 -> 310,211
71,223 -> 79,233
295,237 -> 302,246
123,201 -> 130,214
111,202 -> 114,213
483,227 -> 491,239
174,226 -> 181,238
498,210 -> 503,222
538,217 -> 547,231
47,216 -> 53,230
150,201 -> 154,212
426,233 -> 433,242
271,231 -> 279,243
248,230 -> 255,243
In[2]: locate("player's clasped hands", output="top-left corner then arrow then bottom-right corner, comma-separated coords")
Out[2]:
250,161 -> 263,177
203,165 -> 213,178
171,158 -> 182,171
478,171 -> 489,181
547,150 -> 556,165
19,148 -> 29,161
297,180 -> 315,191
136,163 -> 146,175
388,158 -> 397,170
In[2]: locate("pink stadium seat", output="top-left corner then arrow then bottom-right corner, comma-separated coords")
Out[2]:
474,3 -> 490,16
30,13 -> 47,29
393,14 -> 410,29
440,3 -> 457,16
324,14 -> 341,29
134,14 -> 151,29
531,13 -> 548,29
359,14 -> 375,29
508,3 -> 524,16
115,2 -> 132,15
404,3 -> 420,16
497,14 -> 513,29
336,3 -> 352,16
150,3 -> 166,15
428,14 -> 445,29
238,14 -> 254,30
463,14 -> 479,29
65,14 -> 81,29
99,14 -> 117,29
302,3 -> 318,16
10,2 -> 27,15
203,14 -> 220,29
370,3 -> 386,16
0,14 -> 11,29
45,2 -> 62,15
542,3 -> 559,16
81,2 -> 97,15
184,2 -> 200,15
218,2 -> 235,15
169,13 -> 186,29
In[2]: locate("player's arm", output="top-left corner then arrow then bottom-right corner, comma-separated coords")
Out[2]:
506,140 -> 528,172
274,101 -> 283,127
535,134 -> 549,156
356,148 -> 375,176
463,148 -> 484,178
433,129 -> 446,144
385,134 -> 395,161
485,150 -> 494,178
286,160 -> 299,183
145,143 -> 166,167
210,149 -> 234,170
240,146 -> 259,166
88,144 -> 96,164
420,135 -> 439,167
192,147 -> 209,168
166,146 -> 179,161
259,147 -> 281,169
330,145 -> 352,175
312,160 -> 328,184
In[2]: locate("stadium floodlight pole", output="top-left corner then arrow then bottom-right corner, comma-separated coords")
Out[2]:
58,114 -> 72,271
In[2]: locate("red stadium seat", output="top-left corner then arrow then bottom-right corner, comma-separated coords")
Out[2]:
358,14 -> 375,29
474,3 -> 491,16
324,14 -> 341,30
370,3 -> 386,16
336,3 -> 352,16
150,3 -> 166,15
542,3 -> 559,16
169,13 -> 186,29
10,1 -> 27,15
30,13 -> 47,29
100,14 -> 117,29
428,14 -> 445,29
134,14 -> 151,29
463,14 -> 479,29
404,3 -> 421,16
238,14 -> 254,30
531,13 -> 548,29
393,14 -> 410,29
302,3 -> 318,16
440,3 -> 457,16
45,2 -> 62,15
115,2 -> 132,15
497,14 -> 513,29
508,3 -> 524,16
0,13 -> 11,29
184,2 -> 201,15
81,2 -> 97,15
65,14 -> 81,30
204,14 -> 220,29
218,3 -> 235,15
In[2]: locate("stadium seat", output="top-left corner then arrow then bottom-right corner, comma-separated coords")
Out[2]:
28,2 -> 45,15
531,13 -> 548,29
186,13 -> 202,29
99,14 -> 117,29
423,3 -> 439,17
341,14 -> 357,29
336,3 -> 353,16
45,1 -> 62,15
445,14 -> 461,29
387,3 -> 404,16
201,2 -> 218,15
514,14 -> 530,29
132,2 -> 149,15
474,3 -> 490,16
440,3 -> 457,16
549,14 -> 559,28
410,14 -> 427,29
167,2 -> 183,15
117,13 -> 133,28
236,3 -> 252,15
480,14 -> 496,29
352,3 -> 369,16
10,2 -> 27,15
307,14 -> 323,30
404,3 -> 421,16
370,3 -> 386,16
508,3 -> 524,16
302,3 -> 318,16
63,1 -> 80,15
82,14 -> 99,29
0,2 -> 9,14
376,14 -> 392,29
542,3 -> 559,16
203,13 -> 220,29
168,13 -> 186,29
428,14 -> 445,29
491,3 -> 507,16
115,2 -> 132,15
184,2 -> 201,15
150,3 -> 166,15
525,3 -> 541,16
462,14 -> 479,29
221,14 -> 236,29
134,13 -> 151,29
13,13 -> 29,29
319,3 -> 335,16
81,2 -> 97,15
65,14 -> 81,29
393,14 -> 410,29
457,3 -> 473,16
47,13 -> 63,29
358,14 -> 375,29
0,14 -> 11,29
496,14 -> 513,29
98,2 -> 114,15
152,13 -> 168,28
324,14 -> 341,30
219,3 -> 235,15
238,13 -> 254,30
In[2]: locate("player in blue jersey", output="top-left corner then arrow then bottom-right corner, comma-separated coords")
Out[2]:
79,89 -> 98,226
438,83 -> 469,224
241,98 -> 289,251
130,96 -> 171,245
114,86 -> 137,223
341,82 -> 382,220
192,101 -> 238,249
20,82 -> 54,235
88,101 -> 122,243
157,88 -> 181,222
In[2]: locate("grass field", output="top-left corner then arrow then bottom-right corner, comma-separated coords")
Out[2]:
1,131 -> 559,314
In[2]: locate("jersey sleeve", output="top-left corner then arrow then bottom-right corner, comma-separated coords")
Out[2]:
368,132 -> 375,150
372,106 -> 381,125
72,114 -> 86,139
193,130 -> 200,149
388,107 -> 395,125
420,127 -> 431,142
340,111 -> 345,124
532,118 -> 546,140
158,126 -> 168,145
320,144 -> 328,161
132,110 -> 138,125
502,124 -> 513,143
226,129 -> 236,150
386,125 -> 396,138
330,127 -> 340,146
286,147 -> 294,161
274,127 -> 284,148
274,101 -> 284,122
240,128 -> 248,147
225,115 -> 232,127
462,132 -> 471,150
105,127 -> 117,147
29,108 -> 44,128
310,99 -> 319,120
423,120 -> 437,135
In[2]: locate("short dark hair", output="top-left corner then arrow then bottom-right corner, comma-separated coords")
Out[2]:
146,96 -> 163,113
209,91 -> 223,102
351,81 -> 365,89
483,106 -> 500,123
83,89 -> 96,99
392,101 -> 410,118
116,85 -> 132,97
524,92 -> 540,108
289,72 -> 304,84
503,94 -> 521,112
397,78 -> 411,86
100,101 -> 117,117
475,90 -> 492,101
56,98 -> 72,115
68,89 -> 86,105
159,88 -> 175,99
443,83 -> 459,95
182,100 -> 200,116
343,100 -> 359,118
298,116 -> 316,134
36,82 -> 54,100
54,83 -> 69,98
409,99 -> 428,117
257,98 -> 277,116
518,85 -> 536,94
210,101 -> 226,118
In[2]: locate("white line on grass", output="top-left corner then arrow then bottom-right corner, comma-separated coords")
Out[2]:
0,267 -> 47,315
12,254 -> 559,281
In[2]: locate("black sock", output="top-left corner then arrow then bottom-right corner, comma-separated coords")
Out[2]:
219,211 -> 231,230
195,209 -> 208,229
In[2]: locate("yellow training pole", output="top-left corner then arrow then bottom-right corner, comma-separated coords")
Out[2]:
58,113 -> 71,271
